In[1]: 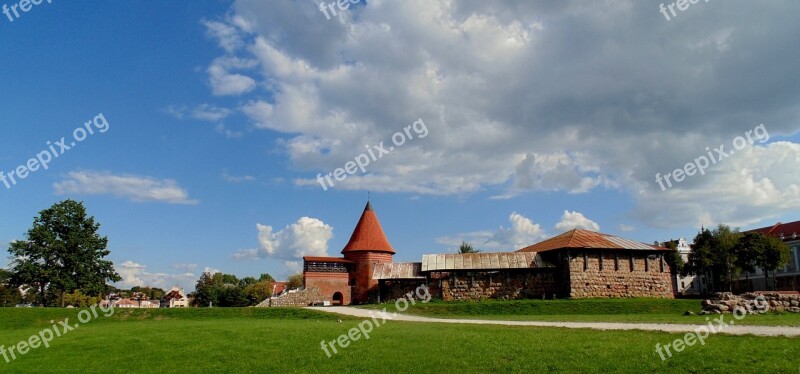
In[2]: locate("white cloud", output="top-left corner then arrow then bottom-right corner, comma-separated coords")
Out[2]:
207,56 -> 257,96
214,123 -> 244,138
203,267 -> 221,275
164,103 -> 231,122
203,19 -> 245,53
54,170 -> 198,205
437,212 -> 547,251
513,152 -> 607,194
618,224 -> 636,232
633,141 -> 800,228
221,169 -> 255,183
115,261 -> 196,290
233,217 -> 333,261
555,210 -> 600,232
192,104 -> 231,121
202,0 -> 800,227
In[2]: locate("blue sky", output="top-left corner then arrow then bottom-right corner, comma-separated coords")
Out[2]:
2,0 -> 799,290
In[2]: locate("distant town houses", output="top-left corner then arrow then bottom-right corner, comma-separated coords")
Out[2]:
736,221 -> 800,291
101,287 -> 189,309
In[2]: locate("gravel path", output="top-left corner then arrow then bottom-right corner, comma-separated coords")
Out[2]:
306,306 -> 800,337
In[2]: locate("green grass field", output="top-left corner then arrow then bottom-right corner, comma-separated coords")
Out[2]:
0,304 -> 798,373
360,298 -> 800,326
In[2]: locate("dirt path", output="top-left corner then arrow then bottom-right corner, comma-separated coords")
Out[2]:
306,306 -> 800,337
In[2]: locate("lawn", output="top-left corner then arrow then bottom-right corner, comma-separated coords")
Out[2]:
360,298 -> 800,326
0,307 -> 798,373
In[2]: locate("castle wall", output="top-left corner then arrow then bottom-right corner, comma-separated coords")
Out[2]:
565,250 -> 675,298
343,252 -> 393,303
379,269 -> 560,302
305,272 -> 351,305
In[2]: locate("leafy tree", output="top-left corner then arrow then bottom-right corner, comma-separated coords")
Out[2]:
684,225 -> 743,293
240,276 -> 258,288
710,225 -> 742,291
243,280 -> 273,305
217,285 -> 248,307
458,241 -> 480,253
0,269 -> 22,307
222,273 -> 239,286
752,234 -> 790,290
286,274 -> 304,290
7,200 -> 121,306
733,232 -> 762,288
662,241 -> 685,275
63,290 -> 101,307
259,273 -> 275,282
685,228 -> 716,293
194,272 -> 223,307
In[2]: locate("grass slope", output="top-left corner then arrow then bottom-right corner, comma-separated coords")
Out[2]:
360,298 -> 800,326
0,307 -> 798,373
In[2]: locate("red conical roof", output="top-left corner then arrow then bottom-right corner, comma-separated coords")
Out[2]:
341,201 -> 395,255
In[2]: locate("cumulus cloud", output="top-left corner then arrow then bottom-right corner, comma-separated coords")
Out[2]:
115,261 -> 197,290
207,56 -> 257,96
555,210 -> 601,232
437,212 -> 547,251
202,0 -> 800,227
232,217 -> 333,261
54,170 -> 198,205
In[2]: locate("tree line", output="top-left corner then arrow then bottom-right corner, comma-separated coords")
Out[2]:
674,224 -> 791,293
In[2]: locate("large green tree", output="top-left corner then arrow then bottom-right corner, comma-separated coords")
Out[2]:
7,200 -> 121,307
684,225 -> 742,293
752,233 -> 790,290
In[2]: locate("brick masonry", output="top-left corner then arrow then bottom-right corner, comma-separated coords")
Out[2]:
305,272 -> 351,305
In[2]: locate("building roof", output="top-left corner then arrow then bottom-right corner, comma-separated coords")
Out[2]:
272,281 -> 287,295
372,262 -> 425,280
421,252 -> 554,272
302,256 -> 355,264
517,228 -> 668,253
746,220 -> 800,242
341,201 -> 395,255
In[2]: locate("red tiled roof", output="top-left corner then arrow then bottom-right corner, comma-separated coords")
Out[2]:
273,282 -> 287,295
746,220 -> 800,241
517,228 -> 668,252
302,256 -> 354,264
341,202 -> 395,254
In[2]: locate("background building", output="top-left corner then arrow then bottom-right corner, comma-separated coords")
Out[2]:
267,202 -> 676,306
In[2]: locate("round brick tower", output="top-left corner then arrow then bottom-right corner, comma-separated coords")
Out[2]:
342,201 -> 395,303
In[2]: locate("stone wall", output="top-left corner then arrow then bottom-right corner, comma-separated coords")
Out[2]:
256,287 -> 324,307
567,251 -> 674,298
701,291 -> 800,314
380,270 -> 560,302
